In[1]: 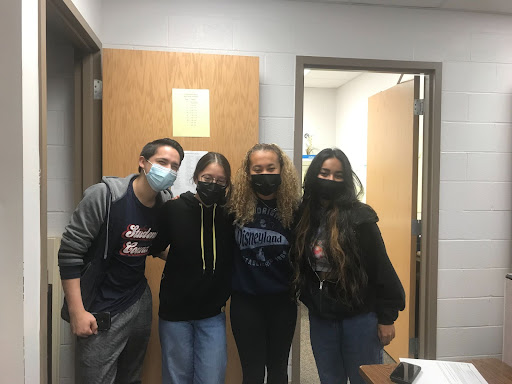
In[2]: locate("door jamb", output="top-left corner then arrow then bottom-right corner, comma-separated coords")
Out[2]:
39,0 -> 101,382
293,56 -> 442,382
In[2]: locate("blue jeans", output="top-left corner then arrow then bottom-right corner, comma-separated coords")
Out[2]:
309,311 -> 383,384
159,312 -> 227,384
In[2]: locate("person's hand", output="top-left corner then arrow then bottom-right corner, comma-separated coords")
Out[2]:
70,309 -> 98,338
378,323 -> 395,346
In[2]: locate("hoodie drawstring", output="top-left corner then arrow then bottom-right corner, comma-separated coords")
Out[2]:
200,204 -> 217,273
212,204 -> 217,272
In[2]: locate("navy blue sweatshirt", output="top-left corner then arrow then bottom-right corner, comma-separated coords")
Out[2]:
232,199 -> 293,295
90,179 -> 159,315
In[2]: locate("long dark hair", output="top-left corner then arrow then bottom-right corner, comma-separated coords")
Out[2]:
193,152 -> 232,202
292,148 -> 367,306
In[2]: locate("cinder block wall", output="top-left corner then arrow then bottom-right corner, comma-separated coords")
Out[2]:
47,32 -> 76,384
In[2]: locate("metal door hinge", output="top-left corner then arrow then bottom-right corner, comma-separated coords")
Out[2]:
413,99 -> 424,116
94,79 -> 103,100
412,219 -> 422,236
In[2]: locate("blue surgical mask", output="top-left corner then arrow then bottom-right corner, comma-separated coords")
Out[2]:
144,160 -> 177,192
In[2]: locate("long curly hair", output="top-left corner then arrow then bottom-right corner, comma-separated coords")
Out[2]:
291,148 -> 368,307
228,143 -> 301,228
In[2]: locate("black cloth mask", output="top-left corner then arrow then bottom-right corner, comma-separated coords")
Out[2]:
313,178 -> 346,200
196,181 -> 226,206
251,174 -> 282,197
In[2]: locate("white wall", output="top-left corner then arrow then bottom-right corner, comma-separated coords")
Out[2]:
336,73 -> 403,194
0,0 -> 40,382
22,0 -> 42,379
0,0 -> 25,381
101,0 -> 512,360
303,88 -> 337,154
70,0 -> 102,39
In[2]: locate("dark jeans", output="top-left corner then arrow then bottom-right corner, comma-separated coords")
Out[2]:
230,291 -> 297,384
309,311 -> 383,384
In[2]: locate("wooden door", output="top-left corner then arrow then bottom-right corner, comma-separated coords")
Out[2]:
102,48 -> 259,383
366,78 -> 419,361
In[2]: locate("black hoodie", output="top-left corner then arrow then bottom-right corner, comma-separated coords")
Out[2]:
150,191 -> 234,321
297,203 -> 405,325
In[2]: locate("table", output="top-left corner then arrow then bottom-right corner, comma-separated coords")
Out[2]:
359,358 -> 512,384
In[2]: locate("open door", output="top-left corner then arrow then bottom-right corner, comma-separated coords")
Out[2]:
102,48 -> 259,383
366,77 -> 420,361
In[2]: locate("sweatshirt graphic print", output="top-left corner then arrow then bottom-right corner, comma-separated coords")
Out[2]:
233,200 -> 292,294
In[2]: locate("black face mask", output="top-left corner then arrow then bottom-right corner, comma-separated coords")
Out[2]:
196,181 -> 227,206
313,178 -> 346,200
251,174 -> 282,197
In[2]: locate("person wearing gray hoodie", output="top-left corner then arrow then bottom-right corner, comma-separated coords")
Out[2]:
58,138 -> 184,384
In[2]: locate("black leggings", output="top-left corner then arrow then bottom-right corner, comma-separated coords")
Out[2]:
230,291 -> 298,384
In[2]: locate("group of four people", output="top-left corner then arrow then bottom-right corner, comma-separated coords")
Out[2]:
58,138 -> 405,384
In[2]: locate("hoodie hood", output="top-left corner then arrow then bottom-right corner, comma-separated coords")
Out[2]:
179,190 -> 201,206
102,174 -> 173,204
351,202 -> 379,226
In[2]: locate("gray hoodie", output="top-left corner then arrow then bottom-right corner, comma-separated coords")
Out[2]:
58,174 -> 172,279
58,174 -> 172,321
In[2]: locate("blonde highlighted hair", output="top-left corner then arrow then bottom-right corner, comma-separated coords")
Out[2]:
228,143 -> 301,228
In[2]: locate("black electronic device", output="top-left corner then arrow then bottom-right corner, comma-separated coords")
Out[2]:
92,312 -> 111,331
390,362 -> 422,384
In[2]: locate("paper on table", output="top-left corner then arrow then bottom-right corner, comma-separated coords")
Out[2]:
399,358 -> 488,384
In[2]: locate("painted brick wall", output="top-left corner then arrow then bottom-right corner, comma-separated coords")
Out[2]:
46,32 -> 77,383
101,0 -> 512,360
47,34 -> 75,238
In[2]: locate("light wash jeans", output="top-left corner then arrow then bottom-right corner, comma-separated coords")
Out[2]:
159,312 -> 227,384
309,311 -> 383,384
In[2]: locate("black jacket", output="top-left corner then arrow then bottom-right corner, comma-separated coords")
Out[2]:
298,204 -> 405,325
150,192 -> 234,321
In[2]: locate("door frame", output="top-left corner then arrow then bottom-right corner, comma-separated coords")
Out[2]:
39,0 -> 101,382
293,56 -> 442,376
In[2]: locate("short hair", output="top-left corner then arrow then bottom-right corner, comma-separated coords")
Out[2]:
138,138 -> 184,172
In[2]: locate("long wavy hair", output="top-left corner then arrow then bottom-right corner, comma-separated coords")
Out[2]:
228,143 -> 300,228
292,148 -> 368,306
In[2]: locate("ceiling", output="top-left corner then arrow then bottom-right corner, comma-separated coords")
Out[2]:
304,69 -> 362,88
287,0 -> 512,15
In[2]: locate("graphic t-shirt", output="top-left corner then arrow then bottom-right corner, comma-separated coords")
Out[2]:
311,227 -> 332,273
232,199 -> 293,295
90,179 -> 158,315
